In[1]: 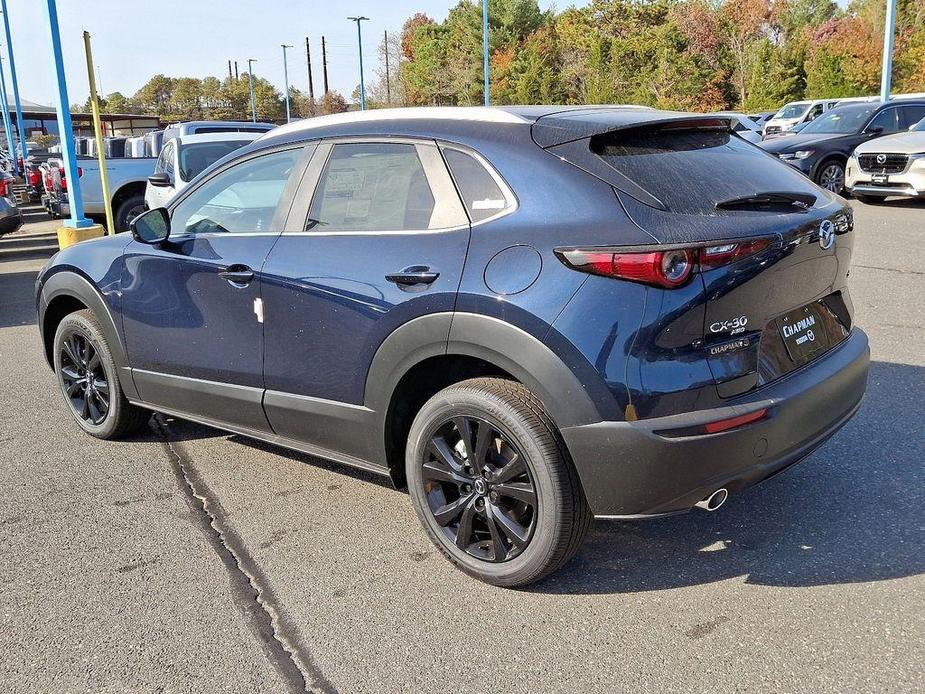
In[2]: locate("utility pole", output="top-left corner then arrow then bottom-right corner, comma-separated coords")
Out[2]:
482,0 -> 490,106
384,30 -> 390,105
348,16 -> 369,110
880,0 -> 897,101
234,60 -> 239,80
305,37 -> 314,101
281,44 -> 293,123
321,36 -> 329,94
247,58 -> 257,122
228,60 -> 232,79
1,0 -> 28,170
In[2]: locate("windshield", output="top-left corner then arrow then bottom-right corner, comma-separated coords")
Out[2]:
178,141 -> 249,181
801,107 -> 875,135
775,103 -> 809,119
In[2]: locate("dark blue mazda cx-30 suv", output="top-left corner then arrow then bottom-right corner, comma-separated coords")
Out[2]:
36,106 -> 869,586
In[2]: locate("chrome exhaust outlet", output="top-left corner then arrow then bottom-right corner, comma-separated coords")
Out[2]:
695,488 -> 729,512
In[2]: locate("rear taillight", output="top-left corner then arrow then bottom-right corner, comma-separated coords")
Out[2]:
556,238 -> 772,289
28,170 -> 41,186
0,178 -> 8,197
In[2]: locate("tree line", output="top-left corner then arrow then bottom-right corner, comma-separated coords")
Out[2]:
75,0 -> 925,121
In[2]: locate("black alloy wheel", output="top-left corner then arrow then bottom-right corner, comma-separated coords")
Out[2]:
422,416 -> 537,563
59,332 -> 109,425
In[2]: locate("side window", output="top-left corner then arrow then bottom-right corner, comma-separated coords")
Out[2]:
442,147 -> 512,223
806,104 -> 824,121
867,108 -> 900,133
170,148 -> 300,235
156,141 -> 173,176
899,105 -> 925,129
308,143 -> 437,231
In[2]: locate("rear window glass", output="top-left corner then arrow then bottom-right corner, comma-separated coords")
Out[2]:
592,129 -> 819,215
443,148 -> 509,223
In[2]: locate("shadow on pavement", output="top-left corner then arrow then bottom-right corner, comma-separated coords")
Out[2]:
0,270 -> 41,328
536,360 -> 924,594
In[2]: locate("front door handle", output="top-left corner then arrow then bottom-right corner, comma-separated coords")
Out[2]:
218,264 -> 255,286
385,266 -> 440,286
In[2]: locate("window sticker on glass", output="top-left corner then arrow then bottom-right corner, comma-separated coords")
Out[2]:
472,198 -> 506,210
326,170 -> 366,196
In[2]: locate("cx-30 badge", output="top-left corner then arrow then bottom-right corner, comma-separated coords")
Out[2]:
819,220 -> 835,250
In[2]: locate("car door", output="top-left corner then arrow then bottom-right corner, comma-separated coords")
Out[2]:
260,138 -> 471,456
121,144 -> 310,432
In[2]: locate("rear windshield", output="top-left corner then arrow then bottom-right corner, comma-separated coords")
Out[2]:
592,128 -> 819,215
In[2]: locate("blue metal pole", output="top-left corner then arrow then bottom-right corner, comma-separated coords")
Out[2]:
0,56 -> 16,176
1,0 -> 28,169
42,0 -> 92,228
880,0 -> 897,101
482,0 -> 490,106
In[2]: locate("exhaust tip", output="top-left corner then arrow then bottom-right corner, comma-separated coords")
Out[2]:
695,488 -> 729,512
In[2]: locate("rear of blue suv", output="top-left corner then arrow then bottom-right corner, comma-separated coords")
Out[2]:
36,107 -> 868,587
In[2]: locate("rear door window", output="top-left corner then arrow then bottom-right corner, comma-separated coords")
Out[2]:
899,105 -> 925,129
442,147 -> 512,223
592,128 -> 819,215
309,143 -> 448,231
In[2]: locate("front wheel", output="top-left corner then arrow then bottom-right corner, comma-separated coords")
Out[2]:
406,378 -> 591,587
816,160 -> 846,194
53,309 -> 148,439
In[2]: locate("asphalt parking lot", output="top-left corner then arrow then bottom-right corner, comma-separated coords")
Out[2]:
1,201 -> 922,693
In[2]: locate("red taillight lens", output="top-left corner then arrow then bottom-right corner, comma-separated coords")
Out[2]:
703,408 -> 768,434
558,248 -> 693,288
28,170 -> 41,186
0,179 -> 7,197
699,238 -> 772,270
557,238 -> 772,289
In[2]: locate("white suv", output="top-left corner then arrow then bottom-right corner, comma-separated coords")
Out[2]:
847,114 -> 925,202
763,99 -> 840,138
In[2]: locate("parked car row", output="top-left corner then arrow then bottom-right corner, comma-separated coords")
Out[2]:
758,99 -> 925,201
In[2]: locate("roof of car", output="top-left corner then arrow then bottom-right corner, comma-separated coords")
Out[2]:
258,105 -> 730,149
176,132 -> 262,146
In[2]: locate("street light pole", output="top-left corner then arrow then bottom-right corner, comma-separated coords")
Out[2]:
1,0 -> 27,170
281,44 -> 293,122
347,16 -> 369,110
247,58 -> 257,122
880,0 -> 897,101
482,0 -> 490,106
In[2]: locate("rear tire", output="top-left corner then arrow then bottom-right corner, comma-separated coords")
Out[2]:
406,378 -> 591,587
114,194 -> 146,232
53,309 -> 148,439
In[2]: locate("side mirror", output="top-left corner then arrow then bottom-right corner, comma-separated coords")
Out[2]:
866,125 -> 884,137
147,172 -> 172,187
131,207 -> 170,244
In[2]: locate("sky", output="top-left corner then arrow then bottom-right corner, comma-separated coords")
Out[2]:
13,0 -> 570,109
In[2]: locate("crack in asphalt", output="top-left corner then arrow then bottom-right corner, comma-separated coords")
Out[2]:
151,415 -> 337,694
853,263 -> 925,276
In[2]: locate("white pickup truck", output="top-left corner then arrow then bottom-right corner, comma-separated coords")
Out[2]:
45,155 -> 156,231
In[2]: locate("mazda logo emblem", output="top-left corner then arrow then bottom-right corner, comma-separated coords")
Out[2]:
876,153 -> 887,164
819,220 -> 836,250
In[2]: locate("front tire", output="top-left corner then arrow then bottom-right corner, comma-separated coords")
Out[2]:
406,378 -> 591,587
815,159 -> 846,194
53,309 -> 148,439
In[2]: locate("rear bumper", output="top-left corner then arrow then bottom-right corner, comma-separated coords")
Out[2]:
561,328 -> 870,517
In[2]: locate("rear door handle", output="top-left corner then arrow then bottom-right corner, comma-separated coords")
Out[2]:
385,266 -> 440,286
218,264 -> 255,286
